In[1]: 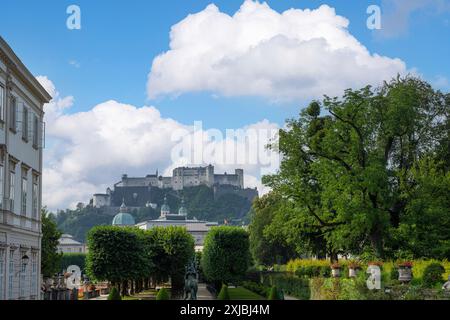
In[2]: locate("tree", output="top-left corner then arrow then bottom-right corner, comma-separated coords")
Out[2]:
41,208 -> 62,278
249,193 -> 297,266
201,226 -> 251,287
147,226 -> 195,297
264,76 -> 449,260
86,226 -> 148,294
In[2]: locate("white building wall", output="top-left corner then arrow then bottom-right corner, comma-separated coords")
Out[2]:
0,37 -> 50,300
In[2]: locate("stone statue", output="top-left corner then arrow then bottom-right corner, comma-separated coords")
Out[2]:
443,276 -> 450,291
184,260 -> 198,300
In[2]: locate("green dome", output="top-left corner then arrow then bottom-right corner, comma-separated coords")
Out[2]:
112,212 -> 135,226
178,198 -> 188,216
161,196 -> 170,216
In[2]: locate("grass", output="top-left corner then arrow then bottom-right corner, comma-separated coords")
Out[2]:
228,287 -> 265,300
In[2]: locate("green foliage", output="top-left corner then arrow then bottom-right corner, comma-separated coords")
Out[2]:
262,274 -> 310,300
60,253 -> 86,273
241,281 -> 270,298
147,226 -> 195,294
156,288 -> 170,300
202,226 -> 251,284
262,76 -> 450,260
217,284 -> 230,300
86,226 -> 149,284
41,208 -> 63,277
249,194 -> 297,266
107,287 -> 122,300
268,286 -> 282,300
422,263 -> 446,288
56,186 -> 254,241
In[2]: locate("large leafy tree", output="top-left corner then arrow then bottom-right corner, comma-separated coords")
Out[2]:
249,193 -> 297,266
41,208 -> 63,277
264,76 -> 449,260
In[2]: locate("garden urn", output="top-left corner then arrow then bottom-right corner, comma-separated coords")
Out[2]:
398,267 -> 412,282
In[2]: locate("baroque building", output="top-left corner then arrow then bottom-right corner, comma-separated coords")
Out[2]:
0,37 -> 50,300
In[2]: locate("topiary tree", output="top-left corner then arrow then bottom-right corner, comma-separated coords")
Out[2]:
422,263 -> 445,288
107,287 -> 122,300
268,286 -> 281,300
217,284 -> 230,300
147,226 -> 195,298
201,226 -> 251,288
86,226 -> 149,296
156,288 -> 170,300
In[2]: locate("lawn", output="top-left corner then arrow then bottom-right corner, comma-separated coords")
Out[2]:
228,287 -> 265,300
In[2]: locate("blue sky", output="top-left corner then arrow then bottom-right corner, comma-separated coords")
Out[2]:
1,0 -> 449,209
1,0 -> 448,130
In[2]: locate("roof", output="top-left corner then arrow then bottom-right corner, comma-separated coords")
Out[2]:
59,235 -> 83,246
112,212 -> 136,226
0,36 -> 52,104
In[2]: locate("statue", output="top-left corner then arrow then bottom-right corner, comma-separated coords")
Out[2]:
443,276 -> 450,291
184,260 -> 198,300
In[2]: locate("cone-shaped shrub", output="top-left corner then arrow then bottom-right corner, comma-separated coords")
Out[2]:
107,287 -> 122,300
268,286 -> 281,300
156,288 -> 170,300
217,284 -> 230,300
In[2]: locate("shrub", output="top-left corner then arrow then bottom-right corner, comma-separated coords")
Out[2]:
241,281 -> 270,298
268,286 -> 281,300
320,266 -> 331,277
202,227 -> 251,285
422,263 -> 445,288
218,284 -> 230,300
107,287 -> 121,300
156,288 -> 170,300
262,274 -> 310,300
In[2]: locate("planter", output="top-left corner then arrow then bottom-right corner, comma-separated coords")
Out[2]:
348,268 -> 359,278
331,268 -> 341,278
398,267 -> 412,282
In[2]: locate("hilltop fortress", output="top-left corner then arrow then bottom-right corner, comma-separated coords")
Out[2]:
92,165 -> 257,209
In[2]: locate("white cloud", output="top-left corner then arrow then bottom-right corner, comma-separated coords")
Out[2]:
147,0 -> 407,101
38,77 -> 277,210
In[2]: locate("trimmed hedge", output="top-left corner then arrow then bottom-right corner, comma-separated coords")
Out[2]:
218,284 -> 230,300
156,288 -> 170,300
241,281 -> 270,298
261,274 -> 310,300
60,253 -> 86,273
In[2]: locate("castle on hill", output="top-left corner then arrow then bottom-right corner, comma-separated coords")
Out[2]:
91,165 -> 257,209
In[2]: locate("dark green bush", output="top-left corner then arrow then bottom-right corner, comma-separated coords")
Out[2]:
262,274 -> 310,300
320,266 -> 331,277
268,286 -> 282,300
241,281 -> 270,298
422,263 -> 445,288
218,284 -> 230,300
390,267 -> 399,282
107,287 -> 121,300
156,288 -> 170,300
60,253 -> 86,273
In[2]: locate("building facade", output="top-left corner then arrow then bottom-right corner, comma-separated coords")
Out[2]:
57,234 -> 87,254
92,165 -> 248,208
0,37 -> 50,300
135,198 -> 218,252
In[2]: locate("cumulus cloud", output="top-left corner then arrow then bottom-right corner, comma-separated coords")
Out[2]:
38,77 -> 277,210
147,0 -> 407,101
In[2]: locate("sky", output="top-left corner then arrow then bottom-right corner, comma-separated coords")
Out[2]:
0,0 -> 449,210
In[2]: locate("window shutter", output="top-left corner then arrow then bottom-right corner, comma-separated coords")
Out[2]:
16,102 -> 22,133
38,121 -> 45,149
28,110 -> 33,141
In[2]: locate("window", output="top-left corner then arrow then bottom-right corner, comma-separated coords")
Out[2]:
22,106 -> 28,141
0,164 -> 3,209
9,170 -> 15,212
33,115 -> 38,148
21,176 -> 27,216
0,249 -> 5,299
0,85 -> 4,121
9,96 -> 16,132
8,250 -> 14,299
30,252 -> 37,297
19,250 -> 26,298
32,175 -> 38,219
